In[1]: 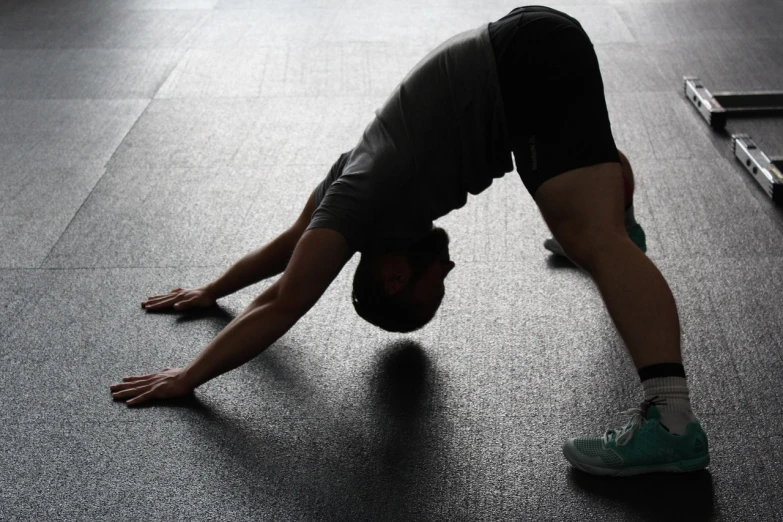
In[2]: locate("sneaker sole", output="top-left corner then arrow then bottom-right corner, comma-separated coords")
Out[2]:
563,446 -> 710,477
543,238 -> 568,258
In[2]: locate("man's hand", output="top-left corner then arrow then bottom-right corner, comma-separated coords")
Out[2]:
118,229 -> 350,405
142,287 -> 216,312
110,368 -> 194,406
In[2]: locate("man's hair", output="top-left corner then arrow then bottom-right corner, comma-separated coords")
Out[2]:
351,253 -> 434,333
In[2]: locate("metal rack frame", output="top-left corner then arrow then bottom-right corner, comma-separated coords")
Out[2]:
684,76 -> 783,130
684,76 -> 783,205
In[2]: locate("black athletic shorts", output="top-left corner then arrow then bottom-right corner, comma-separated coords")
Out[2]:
489,6 -> 620,198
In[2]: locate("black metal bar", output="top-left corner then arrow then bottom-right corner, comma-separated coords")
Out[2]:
713,92 -> 783,108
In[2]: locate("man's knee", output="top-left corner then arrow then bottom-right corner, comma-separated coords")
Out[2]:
534,161 -> 629,269
535,162 -> 626,237
556,225 -> 627,269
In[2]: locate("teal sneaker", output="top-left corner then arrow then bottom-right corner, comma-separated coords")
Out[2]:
562,399 -> 710,477
626,222 -> 647,253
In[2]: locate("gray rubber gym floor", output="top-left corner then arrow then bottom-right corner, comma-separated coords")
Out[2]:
2,0 -> 782,520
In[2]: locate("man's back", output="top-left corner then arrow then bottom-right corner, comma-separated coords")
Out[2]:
306,24 -> 513,254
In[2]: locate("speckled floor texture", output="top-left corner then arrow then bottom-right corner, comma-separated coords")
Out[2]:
2,0 -> 783,520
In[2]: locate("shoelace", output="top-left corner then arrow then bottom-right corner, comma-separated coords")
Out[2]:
602,408 -> 646,447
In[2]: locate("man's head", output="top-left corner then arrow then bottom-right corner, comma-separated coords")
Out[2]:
352,226 -> 456,333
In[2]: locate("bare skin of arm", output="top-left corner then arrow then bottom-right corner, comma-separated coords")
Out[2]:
141,190 -> 318,312
110,227 -> 352,406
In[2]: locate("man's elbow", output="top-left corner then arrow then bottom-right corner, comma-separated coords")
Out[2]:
269,292 -> 316,321
252,282 -> 313,321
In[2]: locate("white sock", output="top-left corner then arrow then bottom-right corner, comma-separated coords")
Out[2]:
642,376 -> 697,435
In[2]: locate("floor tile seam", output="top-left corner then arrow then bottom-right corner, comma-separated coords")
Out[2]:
34,96 -> 158,269
36,168 -> 111,270
144,46 -> 191,102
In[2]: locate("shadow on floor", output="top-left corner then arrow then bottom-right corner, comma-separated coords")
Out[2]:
141,303 -> 235,328
371,339 -> 431,415
569,467 -> 715,520
160,339 -> 451,520
546,254 -> 581,271
173,305 -> 235,326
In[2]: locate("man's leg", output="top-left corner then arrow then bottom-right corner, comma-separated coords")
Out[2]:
493,3 -> 706,475
543,148 -> 645,258
534,161 -> 680,367
534,161 -> 709,476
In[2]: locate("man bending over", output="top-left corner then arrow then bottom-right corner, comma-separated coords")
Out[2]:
110,6 -> 710,477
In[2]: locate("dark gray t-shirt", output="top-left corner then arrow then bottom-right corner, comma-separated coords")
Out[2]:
305,23 -> 513,254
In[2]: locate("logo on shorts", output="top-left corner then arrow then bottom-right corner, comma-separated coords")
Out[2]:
529,135 -> 537,171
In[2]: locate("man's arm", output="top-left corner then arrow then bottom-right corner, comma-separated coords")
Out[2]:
205,189 -> 318,300
112,227 -> 351,405
180,227 -> 351,389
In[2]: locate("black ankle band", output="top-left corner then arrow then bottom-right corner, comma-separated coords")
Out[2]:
638,363 -> 686,382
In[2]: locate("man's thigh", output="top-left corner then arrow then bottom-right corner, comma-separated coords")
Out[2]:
504,24 -> 621,201
533,162 -> 626,262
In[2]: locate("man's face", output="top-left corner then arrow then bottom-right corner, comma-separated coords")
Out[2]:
379,226 -> 456,316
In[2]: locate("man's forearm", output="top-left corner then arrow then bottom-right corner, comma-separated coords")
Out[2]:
181,299 -> 300,389
206,229 -> 299,300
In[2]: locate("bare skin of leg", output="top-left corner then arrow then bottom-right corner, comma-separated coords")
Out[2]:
534,160 -> 682,369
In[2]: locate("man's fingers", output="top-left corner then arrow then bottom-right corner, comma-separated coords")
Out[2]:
147,293 -> 174,300
122,373 -> 158,382
111,378 -> 154,392
147,290 -> 181,300
174,297 -> 195,309
144,295 -> 174,305
127,390 -> 156,406
112,385 -> 149,400
142,290 -> 182,307
144,297 -> 179,310
144,294 -> 178,304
